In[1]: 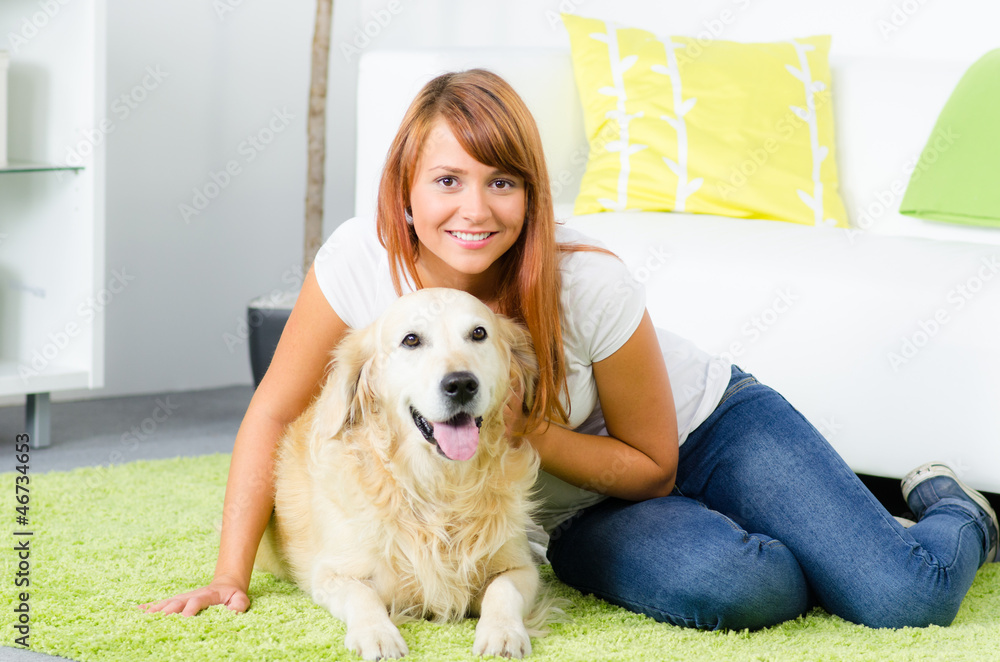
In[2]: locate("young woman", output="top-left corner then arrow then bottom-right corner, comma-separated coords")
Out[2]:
143,69 -> 998,631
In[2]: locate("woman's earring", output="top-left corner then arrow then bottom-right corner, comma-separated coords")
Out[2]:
404,207 -> 414,225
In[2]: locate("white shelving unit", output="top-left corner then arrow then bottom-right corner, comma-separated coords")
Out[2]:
0,0 -> 106,447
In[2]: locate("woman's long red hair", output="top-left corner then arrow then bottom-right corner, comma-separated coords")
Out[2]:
377,69 -> 607,430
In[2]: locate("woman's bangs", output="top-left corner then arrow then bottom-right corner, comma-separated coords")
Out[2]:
444,103 -> 533,186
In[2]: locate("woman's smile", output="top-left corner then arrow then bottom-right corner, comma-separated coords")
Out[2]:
447,230 -> 498,245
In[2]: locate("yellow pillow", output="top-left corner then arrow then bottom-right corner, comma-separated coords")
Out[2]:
563,13 -> 848,228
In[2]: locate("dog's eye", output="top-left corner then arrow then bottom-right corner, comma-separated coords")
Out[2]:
470,326 -> 487,342
401,333 -> 421,348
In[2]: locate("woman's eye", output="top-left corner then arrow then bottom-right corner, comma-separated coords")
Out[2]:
437,176 -> 457,187
402,333 -> 421,348
493,179 -> 514,190
471,326 -> 487,342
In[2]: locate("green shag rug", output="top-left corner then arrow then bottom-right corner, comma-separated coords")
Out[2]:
2,454 -> 999,662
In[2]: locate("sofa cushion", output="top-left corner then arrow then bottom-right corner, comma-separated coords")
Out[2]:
562,13 -> 848,228
899,48 -> 1000,228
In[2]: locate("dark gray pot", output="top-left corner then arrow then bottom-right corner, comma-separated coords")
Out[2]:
247,291 -> 297,388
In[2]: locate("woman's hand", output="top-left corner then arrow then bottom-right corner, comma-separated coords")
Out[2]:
503,378 -> 531,441
139,579 -> 250,617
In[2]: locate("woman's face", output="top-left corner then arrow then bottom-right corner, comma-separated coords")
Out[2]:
408,118 -> 526,293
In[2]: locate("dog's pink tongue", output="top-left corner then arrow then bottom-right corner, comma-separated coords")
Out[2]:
434,417 -> 479,461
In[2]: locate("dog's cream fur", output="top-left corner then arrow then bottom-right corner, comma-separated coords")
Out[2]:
255,288 -> 545,659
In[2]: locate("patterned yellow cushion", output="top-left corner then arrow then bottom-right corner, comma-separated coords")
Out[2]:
564,13 -> 848,227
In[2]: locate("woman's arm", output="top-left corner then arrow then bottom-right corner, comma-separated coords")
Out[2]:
141,266 -> 349,616
515,310 -> 679,501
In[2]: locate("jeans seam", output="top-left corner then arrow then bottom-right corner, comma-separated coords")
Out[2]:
717,376 -> 758,408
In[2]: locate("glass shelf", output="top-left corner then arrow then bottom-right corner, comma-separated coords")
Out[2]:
0,160 -> 85,174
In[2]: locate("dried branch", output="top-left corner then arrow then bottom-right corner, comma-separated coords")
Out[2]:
303,0 -> 333,274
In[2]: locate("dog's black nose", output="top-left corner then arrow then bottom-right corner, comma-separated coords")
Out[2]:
441,371 -> 478,405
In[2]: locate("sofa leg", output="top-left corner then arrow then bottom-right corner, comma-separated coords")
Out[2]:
26,392 -> 51,449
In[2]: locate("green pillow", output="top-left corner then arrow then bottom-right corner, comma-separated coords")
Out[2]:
900,49 -> 1000,228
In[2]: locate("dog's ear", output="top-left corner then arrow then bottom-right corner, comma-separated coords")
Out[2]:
497,316 -> 539,413
316,323 -> 378,437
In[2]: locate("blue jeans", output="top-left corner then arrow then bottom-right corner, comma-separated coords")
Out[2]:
546,366 -> 992,630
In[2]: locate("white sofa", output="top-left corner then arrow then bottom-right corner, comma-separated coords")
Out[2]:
353,48 -> 1000,493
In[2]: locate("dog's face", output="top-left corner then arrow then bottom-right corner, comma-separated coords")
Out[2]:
324,288 -> 537,464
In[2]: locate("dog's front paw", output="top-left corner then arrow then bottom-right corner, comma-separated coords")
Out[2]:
473,618 -> 531,659
345,622 -> 408,660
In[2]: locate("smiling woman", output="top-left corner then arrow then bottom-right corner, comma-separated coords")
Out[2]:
407,117 -> 527,302
375,68 -> 575,435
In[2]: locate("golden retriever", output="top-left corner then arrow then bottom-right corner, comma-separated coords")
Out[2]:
255,287 -> 547,659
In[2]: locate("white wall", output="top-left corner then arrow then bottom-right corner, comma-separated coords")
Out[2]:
48,0 -> 316,401
46,0 -> 1000,401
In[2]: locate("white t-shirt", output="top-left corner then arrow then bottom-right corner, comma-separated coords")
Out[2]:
313,216 -> 732,532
